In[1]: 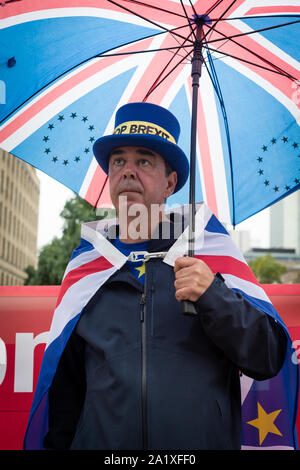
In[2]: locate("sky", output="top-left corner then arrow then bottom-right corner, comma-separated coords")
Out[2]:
36,170 -> 270,250
37,171 -> 75,249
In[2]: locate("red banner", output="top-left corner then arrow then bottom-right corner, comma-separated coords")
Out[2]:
0,285 -> 299,450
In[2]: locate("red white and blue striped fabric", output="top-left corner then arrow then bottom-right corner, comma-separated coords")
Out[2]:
23,203 -> 299,450
0,1 -> 299,225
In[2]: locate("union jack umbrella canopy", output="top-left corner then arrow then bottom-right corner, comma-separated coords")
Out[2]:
0,0 -> 299,452
0,0 -> 299,226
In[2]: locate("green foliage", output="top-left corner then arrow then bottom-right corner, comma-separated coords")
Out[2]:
25,195 -> 114,285
248,254 -> 287,284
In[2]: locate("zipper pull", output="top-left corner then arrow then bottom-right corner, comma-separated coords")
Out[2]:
140,293 -> 146,322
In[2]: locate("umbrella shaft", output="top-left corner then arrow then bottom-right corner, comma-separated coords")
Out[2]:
188,34 -> 203,257
191,41 -> 203,83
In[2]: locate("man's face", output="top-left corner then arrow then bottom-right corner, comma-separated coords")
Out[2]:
108,146 -> 177,214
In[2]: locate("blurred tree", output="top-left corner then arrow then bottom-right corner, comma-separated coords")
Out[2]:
248,254 -> 287,284
293,271 -> 300,284
25,195 -> 114,285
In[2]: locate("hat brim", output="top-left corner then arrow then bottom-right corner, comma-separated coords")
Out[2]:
93,134 -> 189,194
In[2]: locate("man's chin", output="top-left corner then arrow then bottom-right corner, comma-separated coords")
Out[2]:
115,192 -> 143,208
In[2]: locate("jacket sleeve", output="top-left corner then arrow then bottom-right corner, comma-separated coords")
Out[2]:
43,330 -> 86,450
195,276 -> 287,380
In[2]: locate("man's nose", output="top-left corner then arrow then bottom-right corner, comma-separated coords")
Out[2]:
122,163 -> 137,179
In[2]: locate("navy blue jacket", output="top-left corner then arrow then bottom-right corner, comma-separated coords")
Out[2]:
44,234 -> 287,450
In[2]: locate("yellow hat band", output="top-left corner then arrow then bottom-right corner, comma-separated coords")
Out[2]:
113,120 -> 176,144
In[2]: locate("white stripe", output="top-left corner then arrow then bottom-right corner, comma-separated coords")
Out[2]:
62,248 -> 100,280
199,64 -> 232,224
78,33 -> 167,198
240,374 -> 255,403
165,0 -> 195,4
46,267 -> 117,348
199,231 -> 246,263
163,204 -> 247,265
241,445 -> 294,450
81,224 -> 127,269
213,50 -> 300,125
232,0 -> 300,17
223,273 -> 270,302
1,54 -> 148,151
78,157 -> 99,199
163,203 -> 211,266
0,7 -> 162,30
63,217 -> 120,277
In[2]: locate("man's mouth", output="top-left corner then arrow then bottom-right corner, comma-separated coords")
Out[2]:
118,188 -> 142,195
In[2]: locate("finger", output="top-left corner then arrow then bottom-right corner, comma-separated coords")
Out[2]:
174,260 -> 208,280
174,256 -> 198,272
175,286 -> 189,301
174,278 -> 198,293
175,286 -> 199,303
174,265 -> 196,280
174,276 -> 191,288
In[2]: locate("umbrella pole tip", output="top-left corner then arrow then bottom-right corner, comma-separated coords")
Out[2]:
192,14 -> 212,26
7,57 -> 16,68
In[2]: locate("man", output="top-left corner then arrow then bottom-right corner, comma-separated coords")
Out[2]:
24,102 -> 296,450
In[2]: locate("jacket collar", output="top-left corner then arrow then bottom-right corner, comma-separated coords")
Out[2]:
106,219 -> 179,254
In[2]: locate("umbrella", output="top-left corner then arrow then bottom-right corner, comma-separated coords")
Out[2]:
0,0 -> 299,229
1,2 -> 299,315
1,1 -> 299,450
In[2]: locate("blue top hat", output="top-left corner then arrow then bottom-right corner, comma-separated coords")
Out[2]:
93,102 -> 189,193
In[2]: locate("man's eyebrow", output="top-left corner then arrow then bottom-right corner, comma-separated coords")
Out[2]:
110,148 -> 125,156
109,148 -> 157,157
136,148 -> 156,157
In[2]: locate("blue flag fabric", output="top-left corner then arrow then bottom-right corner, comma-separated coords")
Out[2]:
0,2 -> 299,225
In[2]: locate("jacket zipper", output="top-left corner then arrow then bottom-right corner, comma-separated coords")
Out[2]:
140,265 -> 148,450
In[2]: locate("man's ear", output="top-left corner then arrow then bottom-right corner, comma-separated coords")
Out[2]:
164,171 -> 177,199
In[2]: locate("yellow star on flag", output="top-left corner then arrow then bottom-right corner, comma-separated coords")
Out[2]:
135,262 -> 145,278
247,402 -> 282,445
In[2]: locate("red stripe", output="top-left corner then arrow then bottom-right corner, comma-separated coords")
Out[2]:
247,6 -> 300,16
85,28 -> 192,206
84,31 -> 189,204
195,254 -> 259,285
55,255 -> 113,309
84,166 -> 112,207
0,0 -> 140,18
1,0 -> 188,26
109,0 -> 189,26
207,0 -> 246,17
1,0 -> 251,24
208,21 -> 300,103
191,0 -> 248,19
142,57 -> 188,105
187,76 -> 219,218
128,25 -> 192,103
0,56 -> 115,141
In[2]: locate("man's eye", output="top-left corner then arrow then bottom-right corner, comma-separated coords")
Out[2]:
113,158 -> 124,166
139,159 -> 150,167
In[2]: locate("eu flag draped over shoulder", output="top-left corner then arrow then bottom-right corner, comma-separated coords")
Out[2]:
23,204 -> 299,450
